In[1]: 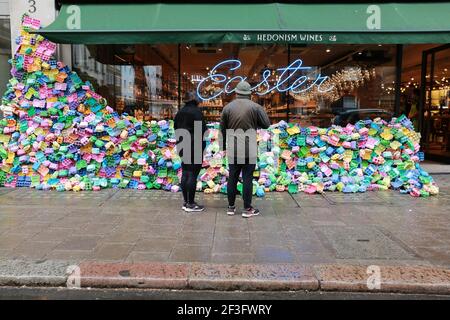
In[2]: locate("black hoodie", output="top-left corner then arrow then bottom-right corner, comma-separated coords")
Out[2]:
174,100 -> 207,164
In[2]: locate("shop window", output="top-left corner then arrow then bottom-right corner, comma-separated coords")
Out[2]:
72,43 -> 398,127
72,44 -> 178,121
289,44 -> 397,127
180,44 -> 289,123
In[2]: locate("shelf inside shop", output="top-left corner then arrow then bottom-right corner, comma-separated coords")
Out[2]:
266,106 -> 288,112
268,114 -> 288,117
201,105 -> 223,109
289,105 -> 317,109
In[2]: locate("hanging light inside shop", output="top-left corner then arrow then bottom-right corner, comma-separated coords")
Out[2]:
291,66 -> 373,102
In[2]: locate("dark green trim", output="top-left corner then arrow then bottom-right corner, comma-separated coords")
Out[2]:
37,31 -> 450,45
36,3 -> 450,44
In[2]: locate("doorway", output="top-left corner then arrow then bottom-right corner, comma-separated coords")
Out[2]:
420,44 -> 450,163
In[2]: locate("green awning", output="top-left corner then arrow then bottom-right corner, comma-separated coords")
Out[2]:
36,3 -> 450,44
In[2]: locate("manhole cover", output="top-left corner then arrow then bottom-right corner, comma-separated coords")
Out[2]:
317,226 -> 417,260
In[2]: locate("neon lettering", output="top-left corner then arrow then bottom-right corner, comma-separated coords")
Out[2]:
197,59 -> 333,101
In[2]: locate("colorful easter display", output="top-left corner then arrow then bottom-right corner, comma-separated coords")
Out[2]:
0,17 -> 439,197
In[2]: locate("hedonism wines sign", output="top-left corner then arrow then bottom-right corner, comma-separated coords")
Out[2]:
249,33 -> 336,42
196,59 -> 334,101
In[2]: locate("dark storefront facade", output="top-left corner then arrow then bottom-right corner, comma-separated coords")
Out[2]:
38,1 -> 450,161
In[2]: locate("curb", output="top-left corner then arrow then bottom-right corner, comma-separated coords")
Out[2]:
313,264 -> 450,294
1,260 -> 450,295
0,260 -> 69,287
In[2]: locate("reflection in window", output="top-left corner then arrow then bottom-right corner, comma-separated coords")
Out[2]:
72,43 -> 398,126
0,17 -> 11,114
410,45 -> 450,159
290,45 -> 397,127
72,44 -> 178,121
181,44 -> 288,123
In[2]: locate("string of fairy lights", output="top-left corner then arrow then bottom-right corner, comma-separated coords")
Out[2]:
291,67 -> 375,102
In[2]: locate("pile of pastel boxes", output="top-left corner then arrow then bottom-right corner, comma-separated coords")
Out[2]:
0,17 -> 439,197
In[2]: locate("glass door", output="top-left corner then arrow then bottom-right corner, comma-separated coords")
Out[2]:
420,45 -> 450,161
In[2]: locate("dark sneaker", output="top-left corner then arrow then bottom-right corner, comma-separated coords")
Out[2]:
182,202 -> 187,210
185,202 -> 205,212
242,207 -> 260,218
227,205 -> 236,216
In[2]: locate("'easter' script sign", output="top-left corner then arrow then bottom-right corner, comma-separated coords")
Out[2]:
196,59 -> 334,101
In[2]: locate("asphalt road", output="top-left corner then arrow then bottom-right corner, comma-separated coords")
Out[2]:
0,287 -> 449,300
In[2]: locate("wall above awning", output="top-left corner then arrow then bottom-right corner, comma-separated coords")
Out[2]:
36,3 -> 450,44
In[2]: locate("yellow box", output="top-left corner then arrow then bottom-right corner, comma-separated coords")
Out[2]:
133,171 -> 142,178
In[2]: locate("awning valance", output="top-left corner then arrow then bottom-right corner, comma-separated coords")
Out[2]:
36,3 -> 450,44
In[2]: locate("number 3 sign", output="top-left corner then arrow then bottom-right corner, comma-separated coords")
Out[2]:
28,0 -> 37,13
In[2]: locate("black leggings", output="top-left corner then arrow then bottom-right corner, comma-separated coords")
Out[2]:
181,163 -> 202,204
227,162 -> 256,209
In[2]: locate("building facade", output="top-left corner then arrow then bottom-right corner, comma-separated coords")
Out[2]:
4,1 -> 450,162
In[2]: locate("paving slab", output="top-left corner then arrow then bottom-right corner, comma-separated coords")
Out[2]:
170,245 -> 212,262
420,161 -> 450,174
55,236 -> 103,251
126,251 -> 171,263
316,226 -> 420,260
292,193 -> 331,207
322,192 -> 386,205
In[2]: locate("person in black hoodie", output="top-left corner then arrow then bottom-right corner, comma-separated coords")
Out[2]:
174,92 -> 207,212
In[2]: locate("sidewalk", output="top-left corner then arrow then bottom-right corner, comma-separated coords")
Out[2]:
0,174 -> 449,294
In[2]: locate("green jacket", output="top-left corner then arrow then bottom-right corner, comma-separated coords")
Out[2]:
220,95 -> 271,161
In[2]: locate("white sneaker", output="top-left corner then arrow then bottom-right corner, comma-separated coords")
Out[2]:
227,206 -> 236,216
184,202 -> 205,212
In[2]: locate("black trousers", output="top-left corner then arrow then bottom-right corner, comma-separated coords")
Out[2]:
181,163 -> 202,204
227,162 -> 256,209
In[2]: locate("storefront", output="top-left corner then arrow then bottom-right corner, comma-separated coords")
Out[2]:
36,1 -> 450,161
